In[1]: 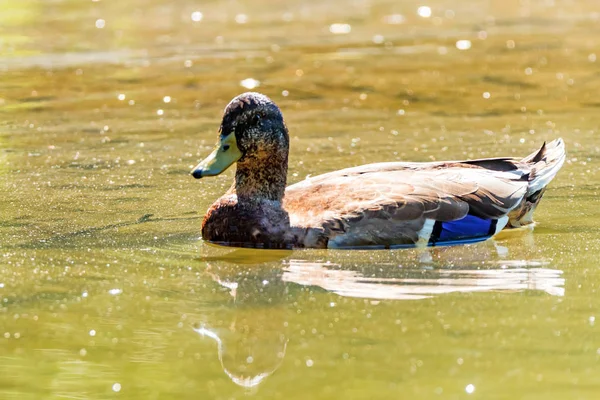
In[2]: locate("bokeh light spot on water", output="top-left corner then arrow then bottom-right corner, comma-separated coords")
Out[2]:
525,67 -> 533,75
372,34 -> 384,44
466,384 -> 475,394
112,383 -> 121,392
163,96 -> 171,103
109,288 -> 122,295
117,93 -> 125,101
507,39 -> 516,48
384,14 -> 405,24
95,19 -> 105,29
306,359 -> 314,367
417,6 -> 432,18
456,40 -> 472,50
240,78 -> 260,89
483,92 -> 491,99
589,53 -> 597,62
89,330 -> 96,337
157,109 -> 164,116
282,90 -> 289,97
329,23 -> 351,34
191,11 -> 203,22
235,14 -> 248,24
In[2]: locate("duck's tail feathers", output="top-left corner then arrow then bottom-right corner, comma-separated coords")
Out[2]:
507,138 -> 565,228
523,138 -> 566,196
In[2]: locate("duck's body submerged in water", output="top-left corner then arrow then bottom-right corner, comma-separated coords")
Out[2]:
191,92 -> 566,249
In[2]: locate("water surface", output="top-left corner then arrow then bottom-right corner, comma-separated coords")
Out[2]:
1,0 -> 600,398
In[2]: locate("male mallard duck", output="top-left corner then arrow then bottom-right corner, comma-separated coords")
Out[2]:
191,92 -> 565,249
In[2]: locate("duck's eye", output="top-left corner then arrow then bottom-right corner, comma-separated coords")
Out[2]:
223,144 -> 230,151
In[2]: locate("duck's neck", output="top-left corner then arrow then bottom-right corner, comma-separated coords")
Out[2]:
234,153 -> 288,203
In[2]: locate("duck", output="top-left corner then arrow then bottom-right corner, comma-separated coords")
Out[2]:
191,92 -> 566,249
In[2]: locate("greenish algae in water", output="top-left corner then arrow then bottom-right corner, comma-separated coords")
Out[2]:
1,0 -> 600,399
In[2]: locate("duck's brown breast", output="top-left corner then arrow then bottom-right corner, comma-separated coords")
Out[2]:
201,195 -> 292,248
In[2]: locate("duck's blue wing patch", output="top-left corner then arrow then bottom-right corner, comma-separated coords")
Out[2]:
429,214 -> 498,246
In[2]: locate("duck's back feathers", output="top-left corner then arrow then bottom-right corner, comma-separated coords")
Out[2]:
283,162 -> 526,248
284,139 -> 565,248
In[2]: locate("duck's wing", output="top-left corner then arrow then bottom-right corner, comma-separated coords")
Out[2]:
283,159 -> 529,248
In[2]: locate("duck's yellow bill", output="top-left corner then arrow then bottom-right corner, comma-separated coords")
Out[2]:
191,134 -> 242,179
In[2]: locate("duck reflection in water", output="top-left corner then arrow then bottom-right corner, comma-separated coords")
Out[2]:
194,235 -> 564,389
194,254 -> 291,390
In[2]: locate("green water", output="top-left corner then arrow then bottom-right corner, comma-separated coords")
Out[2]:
1,0 -> 600,398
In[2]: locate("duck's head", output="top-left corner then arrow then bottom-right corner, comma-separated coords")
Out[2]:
191,92 -> 289,179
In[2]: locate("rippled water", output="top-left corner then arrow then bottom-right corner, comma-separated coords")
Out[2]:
1,0 -> 600,398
